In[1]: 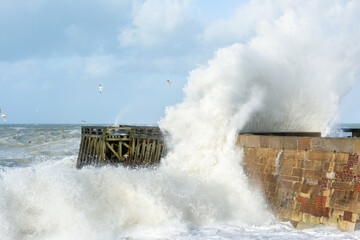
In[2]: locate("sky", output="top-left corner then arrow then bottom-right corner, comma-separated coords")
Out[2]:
0,0 -> 359,125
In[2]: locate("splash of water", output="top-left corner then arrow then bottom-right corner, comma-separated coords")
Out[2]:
1,1 -> 360,239
274,151 -> 283,176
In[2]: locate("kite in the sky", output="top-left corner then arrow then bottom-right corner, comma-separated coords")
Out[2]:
81,120 -> 86,124
167,80 -> 171,86
99,84 -> 103,94
0,109 -> 7,123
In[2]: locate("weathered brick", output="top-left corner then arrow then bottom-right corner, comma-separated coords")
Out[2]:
335,153 -> 349,164
279,165 -> 295,176
353,139 -> 360,154
343,211 -> 353,222
296,196 -> 307,203
308,151 -> 332,162
313,195 -> 327,207
318,178 -> 332,191
245,135 -> 260,148
353,165 -> 360,175
332,182 -> 354,191
267,183 -> 277,193
311,138 -> 341,153
347,153 -> 359,168
281,175 -> 301,182
314,161 -> 324,171
312,184 -> 321,196
259,164 -> 266,173
309,206 -> 330,218
338,219 -> 356,231
304,169 -> 324,179
280,156 -> 296,167
266,174 -> 277,183
292,168 -> 303,177
259,136 -> 269,148
340,139 -> 354,153
310,206 -> 322,217
298,138 -> 311,151
300,203 -> 311,213
295,151 -> 308,160
305,178 -> 318,185
236,135 -> 246,147
297,159 -> 305,168
290,220 -> 298,228
265,165 -> 276,174
322,207 -> 330,217
244,148 -> 257,161
269,136 -> 281,149
281,137 -> 298,150
304,160 -> 315,170
354,182 -> 360,192
335,163 -> 345,172
322,162 -> 331,171
283,150 -> 297,160
300,183 -> 313,194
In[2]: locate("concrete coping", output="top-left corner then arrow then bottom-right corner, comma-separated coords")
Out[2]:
237,134 -> 360,154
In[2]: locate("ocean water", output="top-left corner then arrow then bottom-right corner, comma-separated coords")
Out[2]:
0,124 -> 359,240
2,1 -> 360,239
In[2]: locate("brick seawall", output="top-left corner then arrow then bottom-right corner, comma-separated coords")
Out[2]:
237,135 -> 360,231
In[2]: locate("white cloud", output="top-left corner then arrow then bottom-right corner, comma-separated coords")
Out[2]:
83,55 -> 121,78
201,0 -> 279,43
118,0 -> 192,47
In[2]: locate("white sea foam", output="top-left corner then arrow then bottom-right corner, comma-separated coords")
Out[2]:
1,0 -> 360,239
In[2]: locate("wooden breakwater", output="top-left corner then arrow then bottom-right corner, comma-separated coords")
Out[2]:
76,125 -> 165,168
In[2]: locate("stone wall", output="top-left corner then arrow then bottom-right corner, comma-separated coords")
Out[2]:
237,134 -> 360,231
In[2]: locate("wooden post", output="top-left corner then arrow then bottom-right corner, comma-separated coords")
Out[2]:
76,125 -> 165,168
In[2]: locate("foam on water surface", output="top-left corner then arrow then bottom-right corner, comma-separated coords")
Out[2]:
1,0 -> 360,239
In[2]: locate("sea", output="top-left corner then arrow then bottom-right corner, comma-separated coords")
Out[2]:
1,124 -> 360,240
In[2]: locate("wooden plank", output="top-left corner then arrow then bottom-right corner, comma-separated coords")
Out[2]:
95,138 -> 101,163
78,125 -> 164,167
141,139 -> 147,163
76,135 -> 85,168
131,138 -> 136,160
145,140 -> 151,163
151,140 -> 157,163
135,139 -> 141,164
84,137 -> 91,165
106,142 -> 120,160
119,141 -> 122,160
79,136 -> 87,167
92,138 -> 98,163
100,138 -> 106,163
123,142 -> 131,149
155,143 -> 162,163
89,137 -> 95,163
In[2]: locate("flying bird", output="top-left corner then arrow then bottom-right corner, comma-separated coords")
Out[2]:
167,80 -> 171,86
0,109 -> 7,123
99,84 -> 103,94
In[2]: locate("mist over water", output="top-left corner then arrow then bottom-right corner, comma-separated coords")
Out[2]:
1,1 -> 360,239
179,0 -> 360,134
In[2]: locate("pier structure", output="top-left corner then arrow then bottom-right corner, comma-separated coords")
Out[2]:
76,124 -> 360,231
77,125 -> 165,168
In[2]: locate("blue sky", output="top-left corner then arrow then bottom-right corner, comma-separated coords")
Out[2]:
0,0 -> 359,124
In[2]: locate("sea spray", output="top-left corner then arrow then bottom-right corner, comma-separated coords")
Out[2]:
1,0 -> 360,239
274,151 -> 283,176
